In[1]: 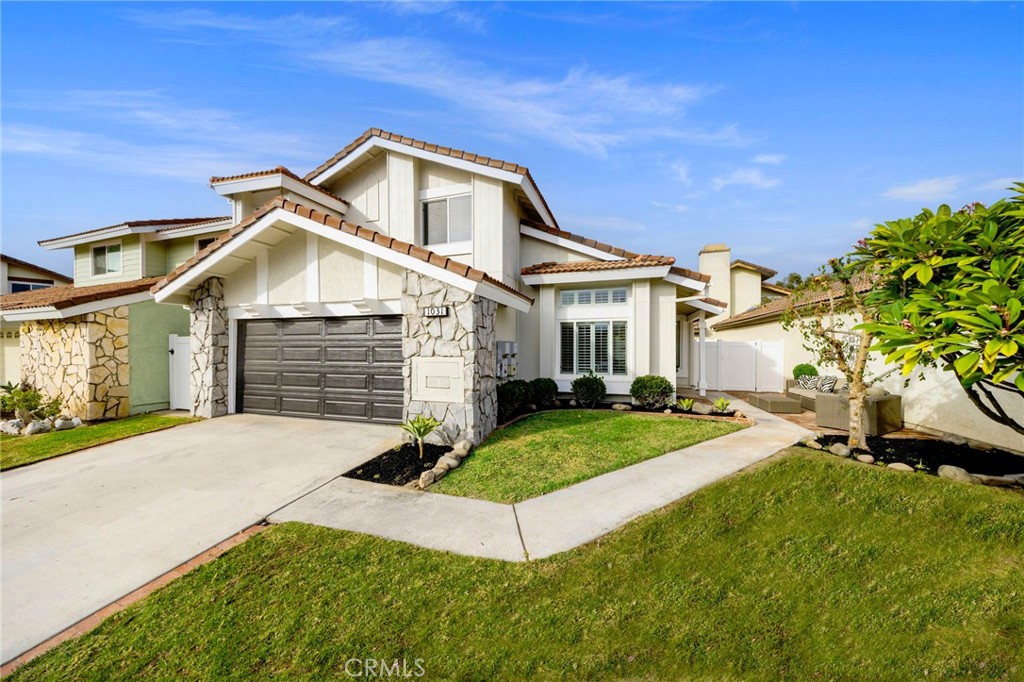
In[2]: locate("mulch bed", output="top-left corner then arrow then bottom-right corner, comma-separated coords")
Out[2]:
343,442 -> 451,487
818,435 -> 1024,476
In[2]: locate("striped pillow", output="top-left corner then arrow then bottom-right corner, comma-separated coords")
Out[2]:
797,375 -> 820,390
818,376 -> 839,393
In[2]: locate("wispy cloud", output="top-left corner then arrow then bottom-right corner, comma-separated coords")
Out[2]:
883,176 -> 961,201
977,176 -> 1019,192
669,160 -> 692,185
711,167 -> 780,191
651,200 -> 691,214
564,214 -> 647,233
752,153 -> 786,165
385,1 -> 488,34
4,90 -> 321,179
123,9 -> 742,158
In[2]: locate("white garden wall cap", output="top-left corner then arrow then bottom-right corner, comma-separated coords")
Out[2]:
0,253 -> 72,284
0,276 -> 163,311
209,165 -> 351,206
304,127 -> 560,228
713,273 -> 874,330
38,217 -> 230,248
151,195 -> 535,305
521,255 -> 676,275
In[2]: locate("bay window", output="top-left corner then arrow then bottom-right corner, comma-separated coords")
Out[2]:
560,320 -> 627,376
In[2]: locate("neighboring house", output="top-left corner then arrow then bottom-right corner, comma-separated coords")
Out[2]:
0,218 -> 232,419
713,277 -> 1024,453
1,128 -> 727,441
0,254 -> 73,384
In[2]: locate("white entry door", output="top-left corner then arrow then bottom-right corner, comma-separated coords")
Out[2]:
168,334 -> 191,411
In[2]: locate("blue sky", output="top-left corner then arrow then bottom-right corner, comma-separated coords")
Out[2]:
2,2 -> 1021,278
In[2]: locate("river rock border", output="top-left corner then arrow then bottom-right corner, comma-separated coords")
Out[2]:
417,439 -> 473,489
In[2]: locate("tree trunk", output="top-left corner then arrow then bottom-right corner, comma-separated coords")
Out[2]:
847,377 -> 869,451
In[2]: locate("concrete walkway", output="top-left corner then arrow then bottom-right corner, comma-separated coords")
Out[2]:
271,399 -> 811,561
1,415 -> 400,664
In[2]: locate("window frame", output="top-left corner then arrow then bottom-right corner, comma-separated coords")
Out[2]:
195,236 -> 218,252
559,320 -> 628,377
420,191 -> 473,251
559,287 -> 629,307
9,281 -> 52,293
89,239 -> 123,278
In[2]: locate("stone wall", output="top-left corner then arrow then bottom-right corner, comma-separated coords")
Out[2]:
19,305 -> 131,420
189,277 -> 229,418
402,271 -> 497,444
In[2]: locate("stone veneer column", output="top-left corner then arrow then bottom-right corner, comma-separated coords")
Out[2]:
401,271 -> 498,444
19,305 -> 131,421
189,277 -> 229,418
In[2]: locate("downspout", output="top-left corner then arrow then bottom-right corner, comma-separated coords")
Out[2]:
698,310 -> 707,397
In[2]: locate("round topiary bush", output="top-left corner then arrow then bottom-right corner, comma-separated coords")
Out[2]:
570,373 -> 607,408
496,379 -> 531,423
793,363 -> 819,379
629,374 -> 675,410
528,377 -> 558,407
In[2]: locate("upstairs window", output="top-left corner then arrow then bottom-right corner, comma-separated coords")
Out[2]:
560,287 -> 628,306
9,281 -> 51,293
91,243 -> 122,276
196,237 -> 218,252
423,194 -> 472,246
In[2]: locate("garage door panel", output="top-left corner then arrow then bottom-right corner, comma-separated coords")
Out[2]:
281,320 -> 324,336
242,394 -> 279,412
239,315 -> 403,424
324,374 -> 369,390
372,375 -> 405,392
324,347 -> 371,363
371,403 -> 405,421
325,319 -> 370,336
281,346 -> 323,362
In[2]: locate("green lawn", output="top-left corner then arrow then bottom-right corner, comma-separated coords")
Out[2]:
11,450 -> 1023,681
0,413 -> 200,470
432,409 -> 743,503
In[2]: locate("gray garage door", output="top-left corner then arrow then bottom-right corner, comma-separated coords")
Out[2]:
238,316 -> 404,423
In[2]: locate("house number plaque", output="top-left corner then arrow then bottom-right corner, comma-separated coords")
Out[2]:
423,306 -> 450,318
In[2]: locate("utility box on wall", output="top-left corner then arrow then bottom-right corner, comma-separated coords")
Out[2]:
410,356 -> 464,403
496,341 -> 518,382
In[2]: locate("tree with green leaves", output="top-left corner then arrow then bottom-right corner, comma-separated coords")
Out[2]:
774,272 -> 806,291
782,259 -> 893,451
853,184 -> 1024,435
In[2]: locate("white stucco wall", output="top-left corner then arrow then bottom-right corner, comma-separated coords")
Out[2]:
716,315 -> 1024,453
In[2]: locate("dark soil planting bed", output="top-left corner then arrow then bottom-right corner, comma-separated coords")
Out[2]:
343,442 -> 451,486
818,435 -> 1024,476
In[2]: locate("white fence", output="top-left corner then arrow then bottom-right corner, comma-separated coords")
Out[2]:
696,340 -> 784,393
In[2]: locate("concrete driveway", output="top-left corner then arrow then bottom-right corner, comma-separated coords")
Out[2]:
1,414 -> 400,664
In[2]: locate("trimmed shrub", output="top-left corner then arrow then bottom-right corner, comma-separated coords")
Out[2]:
528,377 -> 558,407
793,363 -> 818,379
497,379 -> 531,423
629,375 -> 676,410
571,373 -> 607,408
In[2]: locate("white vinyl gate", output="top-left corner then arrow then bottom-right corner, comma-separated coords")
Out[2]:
695,340 -> 784,393
168,334 -> 191,411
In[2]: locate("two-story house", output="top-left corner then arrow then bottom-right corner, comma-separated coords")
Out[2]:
2,129 -> 726,443
0,254 -> 73,383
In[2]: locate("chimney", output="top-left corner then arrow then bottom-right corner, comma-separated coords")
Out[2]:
698,243 -> 731,317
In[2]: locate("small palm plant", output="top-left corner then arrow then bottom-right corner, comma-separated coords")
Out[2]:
400,415 -> 442,461
713,397 -> 732,414
678,398 -> 695,412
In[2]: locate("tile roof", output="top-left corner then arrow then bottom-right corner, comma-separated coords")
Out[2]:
0,254 -> 72,283
700,296 -> 728,309
521,256 -> 675,276
210,166 -> 350,206
153,196 -> 534,305
731,258 -> 778,279
714,273 -> 873,330
38,218 -> 230,246
1,277 -> 163,311
304,128 -> 559,228
154,217 -> 234,235
519,219 -> 711,284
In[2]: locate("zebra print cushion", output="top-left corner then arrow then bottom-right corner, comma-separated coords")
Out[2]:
818,375 -> 839,393
797,375 -> 820,390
